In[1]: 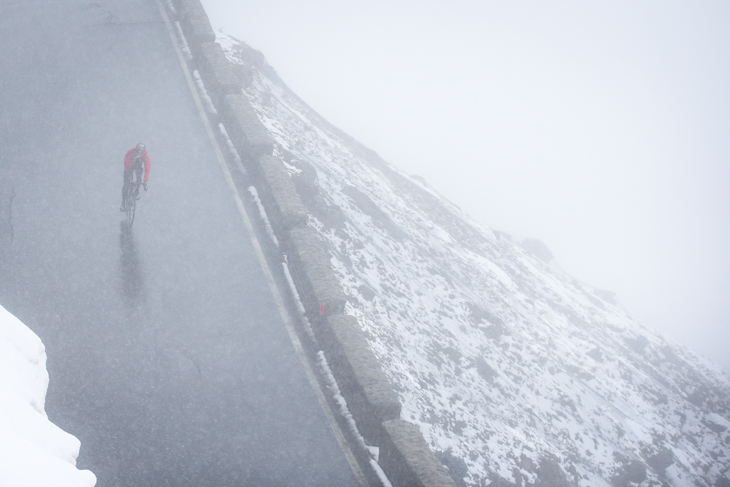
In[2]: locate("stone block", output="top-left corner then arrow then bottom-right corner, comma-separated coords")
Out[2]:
176,0 -> 215,48
380,420 -> 456,487
284,226 -> 346,319
320,314 -> 401,443
220,94 -> 274,162
197,42 -> 241,107
257,155 -> 308,233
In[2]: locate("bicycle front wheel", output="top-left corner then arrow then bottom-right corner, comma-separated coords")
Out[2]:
126,196 -> 136,227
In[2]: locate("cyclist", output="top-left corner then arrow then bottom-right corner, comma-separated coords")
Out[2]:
120,143 -> 150,211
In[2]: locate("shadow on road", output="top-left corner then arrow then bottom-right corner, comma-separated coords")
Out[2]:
119,221 -> 144,307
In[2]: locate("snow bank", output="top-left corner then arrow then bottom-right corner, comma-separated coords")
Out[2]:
0,305 -> 96,487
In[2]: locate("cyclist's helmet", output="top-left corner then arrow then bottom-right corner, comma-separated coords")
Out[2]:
136,143 -> 146,153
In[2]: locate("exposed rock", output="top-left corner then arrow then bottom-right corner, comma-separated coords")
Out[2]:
482,324 -> 506,340
342,185 -> 406,241
611,454 -> 647,487
357,284 -> 376,301
646,448 -> 674,474
537,456 -> 570,487
465,302 -> 504,327
436,448 -> 470,487
520,238 -> 554,264
625,335 -> 649,354
487,476 -> 517,487
587,347 -> 603,362
475,357 -> 498,384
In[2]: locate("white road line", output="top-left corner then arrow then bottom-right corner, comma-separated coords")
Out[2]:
154,2 -> 368,485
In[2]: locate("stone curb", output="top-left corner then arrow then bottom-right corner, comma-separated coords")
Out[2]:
381,420 -> 456,487
197,42 -> 240,105
319,314 -> 402,443
283,225 -> 347,318
220,94 -> 274,160
254,154 -> 309,234
173,0 -> 214,47
170,1 -> 456,485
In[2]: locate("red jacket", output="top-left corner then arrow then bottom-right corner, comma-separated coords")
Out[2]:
124,148 -> 151,182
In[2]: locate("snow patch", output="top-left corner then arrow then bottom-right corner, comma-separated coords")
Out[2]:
282,258 -> 316,343
0,305 -> 96,487
193,70 -> 217,115
218,123 -> 245,174
247,186 -> 278,247
174,21 -> 192,60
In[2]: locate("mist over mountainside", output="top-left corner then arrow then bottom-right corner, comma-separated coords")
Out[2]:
217,33 -> 730,487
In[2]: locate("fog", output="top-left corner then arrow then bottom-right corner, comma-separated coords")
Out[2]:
201,0 -> 730,372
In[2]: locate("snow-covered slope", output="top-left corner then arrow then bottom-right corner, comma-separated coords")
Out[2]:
0,305 -> 96,487
220,34 -> 730,487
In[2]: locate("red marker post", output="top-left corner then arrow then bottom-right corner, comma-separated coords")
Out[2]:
319,303 -> 325,315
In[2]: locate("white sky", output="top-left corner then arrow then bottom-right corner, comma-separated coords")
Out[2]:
200,0 -> 730,372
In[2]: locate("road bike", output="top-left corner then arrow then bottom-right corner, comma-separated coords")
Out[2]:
122,163 -> 144,227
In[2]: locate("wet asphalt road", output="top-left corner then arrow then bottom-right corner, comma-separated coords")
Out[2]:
0,0 -> 361,485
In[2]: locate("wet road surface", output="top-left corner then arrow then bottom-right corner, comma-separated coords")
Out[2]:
0,0 -> 361,485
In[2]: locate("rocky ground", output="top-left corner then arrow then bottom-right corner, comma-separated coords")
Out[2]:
219,33 -> 730,487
